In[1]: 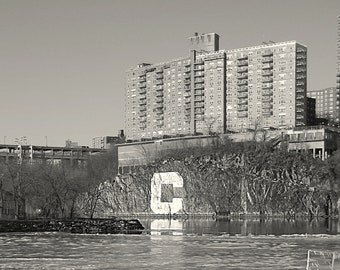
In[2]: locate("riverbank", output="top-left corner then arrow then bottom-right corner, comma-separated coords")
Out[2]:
0,218 -> 144,234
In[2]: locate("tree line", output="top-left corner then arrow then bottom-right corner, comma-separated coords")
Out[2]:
0,139 -> 339,219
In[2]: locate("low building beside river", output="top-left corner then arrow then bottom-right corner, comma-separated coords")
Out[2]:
117,125 -> 340,173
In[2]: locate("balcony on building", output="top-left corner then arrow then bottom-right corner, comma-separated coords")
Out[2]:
296,61 -> 306,66
262,96 -> 272,102
262,50 -> 273,57
296,107 -> 304,113
138,82 -> 146,88
262,56 -> 273,63
237,79 -> 248,86
155,103 -> 163,109
237,85 -> 248,92
237,99 -> 248,105
262,77 -> 273,83
296,48 -> 306,53
262,70 -> 273,76
184,85 -> 190,91
139,88 -> 146,94
156,115 -> 164,120
156,121 -> 164,127
194,101 -> 204,108
184,104 -> 191,110
155,108 -> 163,115
156,74 -> 163,79
262,103 -> 273,109
194,90 -> 204,96
184,73 -> 191,79
262,89 -> 273,96
140,117 -> 147,123
195,114 -> 204,121
237,92 -> 248,98
139,99 -> 146,106
184,67 -> 191,73
138,76 -> 146,82
183,92 -> 191,98
155,91 -> 163,97
262,83 -> 273,89
155,68 -> 163,74
262,63 -> 273,70
156,97 -> 163,103
156,85 -> 163,91
237,55 -> 248,60
237,67 -> 248,73
296,95 -> 304,100
184,79 -> 191,85
184,114 -> 191,120
139,105 -> 147,111
195,71 -> 204,77
296,114 -> 304,120
237,111 -> 248,118
194,78 -> 204,83
139,93 -> 146,100
184,98 -> 191,103
262,108 -> 272,115
139,111 -> 147,117
155,79 -> 163,85
194,108 -> 204,114
237,105 -> 248,111
297,55 -> 306,60
296,101 -> 304,107
194,83 -> 204,90
237,60 -> 248,66
194,64 -> 204,71
237,73 -> 248,79
296,87 -> 304,93
296,80 -> 305,86
140,123 -> 147,129
297,68 -> 307,73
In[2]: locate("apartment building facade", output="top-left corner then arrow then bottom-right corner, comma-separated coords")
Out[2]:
307,87 -> 340,124
125,33 -> 307,141
336,15 -> 340,124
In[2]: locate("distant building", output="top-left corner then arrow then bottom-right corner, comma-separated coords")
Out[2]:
307,87 -> 340,125
125,33 -> 307,141
0,144 -> 105,166
337,15 -> 340,123
92,130 -> 125,149
117,125 -> 340,173
306,97 -> 316,126
65,139 -> 79,148
287,125 -> 340,160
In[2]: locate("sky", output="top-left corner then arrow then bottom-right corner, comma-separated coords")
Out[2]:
1,0 -> 340,146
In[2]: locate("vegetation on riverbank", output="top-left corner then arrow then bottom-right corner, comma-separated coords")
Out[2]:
1,139 -> 339,219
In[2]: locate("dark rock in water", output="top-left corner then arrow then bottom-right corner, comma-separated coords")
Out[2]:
0,218 -> 144,234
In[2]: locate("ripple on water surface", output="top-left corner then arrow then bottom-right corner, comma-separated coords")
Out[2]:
0,232 -> 339,269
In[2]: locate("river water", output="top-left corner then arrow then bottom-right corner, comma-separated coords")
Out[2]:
0,218 -> 339,269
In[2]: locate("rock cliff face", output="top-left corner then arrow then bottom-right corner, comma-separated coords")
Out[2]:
0,219 -> 144,234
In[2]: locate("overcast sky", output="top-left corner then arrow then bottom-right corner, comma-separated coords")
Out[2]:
1,0 -> 339,146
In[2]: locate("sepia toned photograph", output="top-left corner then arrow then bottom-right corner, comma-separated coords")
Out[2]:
1,0 -> 340,269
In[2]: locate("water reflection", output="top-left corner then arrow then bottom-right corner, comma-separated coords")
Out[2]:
141,217 -> 340,236
150,219 -> 183,235
0,218 -> 339,269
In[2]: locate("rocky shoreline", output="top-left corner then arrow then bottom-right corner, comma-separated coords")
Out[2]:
0,218 -> 145,234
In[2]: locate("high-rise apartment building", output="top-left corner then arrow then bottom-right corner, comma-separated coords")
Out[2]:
125,33 -> 307,141
307,87 -> 340,124
336,15 -> 340,124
